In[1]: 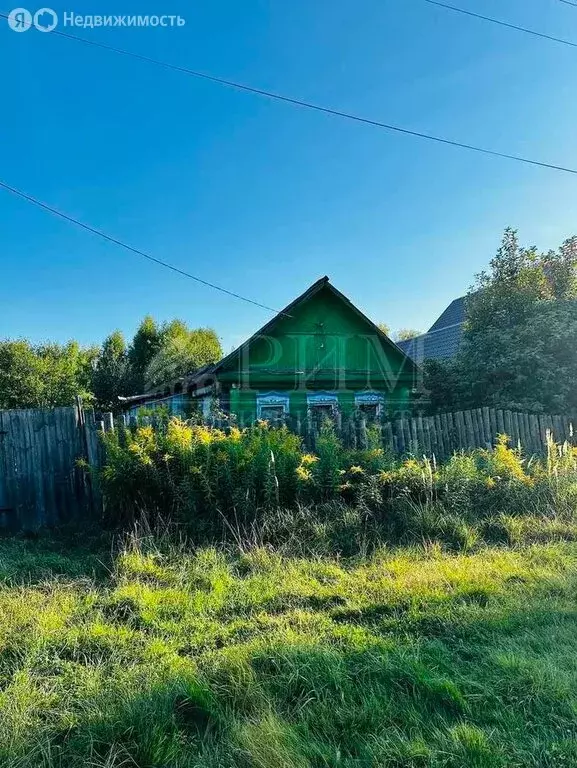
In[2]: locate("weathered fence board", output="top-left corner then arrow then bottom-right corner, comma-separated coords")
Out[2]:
0,405 -> 95,532
288,408 -> 576,460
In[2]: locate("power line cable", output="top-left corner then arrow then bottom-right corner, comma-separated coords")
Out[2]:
1,13 -> 576,176
421,0 -> 577,48
557,0 -> 577,7
0,179 -> 291,316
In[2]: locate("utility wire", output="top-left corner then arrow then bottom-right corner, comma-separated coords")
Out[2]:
421,0 -> 577,48
1,13 -> 576,176
0,179 -> 291,316
557,0 -> 577,7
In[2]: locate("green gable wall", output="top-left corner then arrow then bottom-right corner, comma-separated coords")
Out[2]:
218,282 -> 416,423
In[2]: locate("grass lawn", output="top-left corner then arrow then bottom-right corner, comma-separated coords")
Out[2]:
1,535 -> 577,767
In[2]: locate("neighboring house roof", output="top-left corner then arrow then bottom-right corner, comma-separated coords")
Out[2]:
119,363 -> 217,407
427,297 -> 467,332
397,296 -> 467,363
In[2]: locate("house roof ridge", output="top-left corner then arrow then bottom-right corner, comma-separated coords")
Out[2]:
204,275 -> 416,378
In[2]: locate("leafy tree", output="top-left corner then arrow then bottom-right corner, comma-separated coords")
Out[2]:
395,328 -> 422,342
422,358 -> 461,413
38,342 -> 98,408
0,340 -> 95,409
145,323 -> 222,390
0,340 -> 43,409
377,325 -> 423,341
91,331 -> 129,412
425,228 -> 577,413
127,315 -> 161,394
0,316 -> 223,411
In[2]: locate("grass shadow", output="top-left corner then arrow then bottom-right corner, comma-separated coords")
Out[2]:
0,527 -> 113,585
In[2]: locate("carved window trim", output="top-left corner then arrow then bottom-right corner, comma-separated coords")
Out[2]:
256,392 -> 290,420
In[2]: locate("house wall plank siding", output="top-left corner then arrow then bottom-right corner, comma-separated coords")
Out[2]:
220,279 -> 416,423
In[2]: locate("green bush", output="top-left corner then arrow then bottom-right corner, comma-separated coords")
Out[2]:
99,421 -> 577,551
100,420 -> 303,534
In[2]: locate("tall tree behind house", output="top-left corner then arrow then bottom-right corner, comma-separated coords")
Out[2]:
425,229 -> 577,414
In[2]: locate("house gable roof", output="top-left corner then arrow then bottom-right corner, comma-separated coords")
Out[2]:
208,276 -> 418,378
427,296 -> 467,333
397,295 -> 467,362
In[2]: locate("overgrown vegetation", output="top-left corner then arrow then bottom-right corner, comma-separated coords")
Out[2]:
426,228 -> 577,413
0,316 -> 222,411
99,418 -> 577,553
1,528 -> 577,767
2,420 -> 577,766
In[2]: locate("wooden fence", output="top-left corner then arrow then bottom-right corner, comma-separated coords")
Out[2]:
374,408 -> 575,460
123,406 -> 576,459
189,407 -> 576,459
0,404 -> 100,532
0,404 -> 575,532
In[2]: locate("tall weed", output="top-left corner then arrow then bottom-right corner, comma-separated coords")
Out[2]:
99,421 -> 577,551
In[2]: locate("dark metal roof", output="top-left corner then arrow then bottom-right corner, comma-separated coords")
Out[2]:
427,296 -> 467,332
397,296 -> 467,363
396,324 -> 464,362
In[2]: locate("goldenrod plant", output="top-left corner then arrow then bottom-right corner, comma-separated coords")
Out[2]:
98,420 -> 577,554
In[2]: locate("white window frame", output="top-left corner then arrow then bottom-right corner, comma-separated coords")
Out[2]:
355,390 -> 385,417
256,392 -> 290,420
307,391 -> 339,419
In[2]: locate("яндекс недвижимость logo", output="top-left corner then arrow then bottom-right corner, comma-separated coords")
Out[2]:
7,7 -> 58,31
6,8 -> 185,30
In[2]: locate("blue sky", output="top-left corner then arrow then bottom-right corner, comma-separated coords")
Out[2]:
2,0 -> 577,353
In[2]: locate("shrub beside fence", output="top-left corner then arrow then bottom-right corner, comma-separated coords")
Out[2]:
181,407 -> 575,460
99,418 -> 577,548
377,408 -> 575,460
0,403 -> 575,532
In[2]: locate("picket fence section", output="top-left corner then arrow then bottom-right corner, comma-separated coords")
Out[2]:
0,404 -> 575,532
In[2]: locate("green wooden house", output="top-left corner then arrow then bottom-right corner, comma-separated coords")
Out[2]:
123,277 -> 419,424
